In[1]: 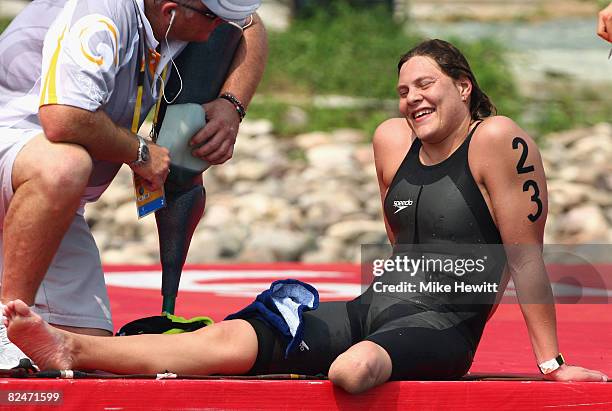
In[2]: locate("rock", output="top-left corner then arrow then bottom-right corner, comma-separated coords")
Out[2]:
234,193 -> 291,224
547,181 -> 591,211
283,106 -> 308,129
326,220 -> 387,243
99,183 -> 132,207
306,143 -> 355,170
587,190 -> 612,208
240,226 -> 311,261
592,122 -> 612,138
85,202 -> 105,228
114,202 -> 139,226
549,127 -> 591,148
354,146 -> 374,167
237,247 -> 276,263
102,242 -> 157,264
302,238 -> 346,263
557,204 -> 609,243
91,229 -> 111,251
298,190 -> 361,217
200,204 -> 234,229
294,132 -> 332,150
234,159 -> 272,181
215,159 -> 271,182
88,122 -> 611,264
216,225 -> 249,258
557,165 -> 590,184
137,214 -> 158,237
239,119 -> 274,137
185,230 -> 222,263
331,128 -> 366,144
571,135 -> 612,160
596,171 -> 612,192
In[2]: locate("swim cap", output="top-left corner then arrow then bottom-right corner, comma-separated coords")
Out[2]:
201,0 -> 261,22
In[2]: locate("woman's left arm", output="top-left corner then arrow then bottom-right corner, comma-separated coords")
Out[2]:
473,116 -> 608,382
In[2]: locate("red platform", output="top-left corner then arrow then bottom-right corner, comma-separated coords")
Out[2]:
1,263 -> 610,410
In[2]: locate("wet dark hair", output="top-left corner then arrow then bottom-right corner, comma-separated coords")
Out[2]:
397,39 -> 496,120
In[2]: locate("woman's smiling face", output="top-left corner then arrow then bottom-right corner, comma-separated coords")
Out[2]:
397,55 -> 472,143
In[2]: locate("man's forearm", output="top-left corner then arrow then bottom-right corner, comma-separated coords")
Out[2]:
220,13 -> 268,108
39,104 -> 139,164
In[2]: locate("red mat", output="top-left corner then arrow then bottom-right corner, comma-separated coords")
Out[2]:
1,263 -> 610,410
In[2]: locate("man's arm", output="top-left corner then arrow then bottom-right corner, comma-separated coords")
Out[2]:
190,13 -> 268,164
39,104 -> 170,190
473,116 -> 607,382
597,2 -> 612,42
219,13 -> 269,108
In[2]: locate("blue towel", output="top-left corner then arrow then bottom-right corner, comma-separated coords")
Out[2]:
225,279 -> 319,357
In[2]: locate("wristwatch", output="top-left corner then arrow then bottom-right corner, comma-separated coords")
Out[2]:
130,135 -> 150,167
538,353 -> 565,374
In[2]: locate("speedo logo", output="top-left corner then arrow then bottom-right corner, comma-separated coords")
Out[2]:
393,200 -> 414,214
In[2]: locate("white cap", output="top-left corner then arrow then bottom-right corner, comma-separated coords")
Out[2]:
202,0 -> 261,23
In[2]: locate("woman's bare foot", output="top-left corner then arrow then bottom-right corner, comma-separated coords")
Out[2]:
4,300 -> 74,370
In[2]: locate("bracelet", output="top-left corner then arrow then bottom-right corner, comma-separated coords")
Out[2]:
219,92 -> 246,122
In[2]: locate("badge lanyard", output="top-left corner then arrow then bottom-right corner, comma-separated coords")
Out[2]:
131,1 -> 166,218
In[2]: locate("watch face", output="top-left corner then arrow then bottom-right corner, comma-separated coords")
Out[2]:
141,144 -> 150,163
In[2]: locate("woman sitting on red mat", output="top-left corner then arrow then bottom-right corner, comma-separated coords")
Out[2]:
3,39 -> 607,394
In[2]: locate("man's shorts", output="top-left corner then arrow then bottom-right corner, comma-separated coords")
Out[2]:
0,127 -> 113,332
0,128 -> 39,223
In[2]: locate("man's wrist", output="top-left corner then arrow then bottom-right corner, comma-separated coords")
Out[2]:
219,92 -> 246,122
129,135 -> 150,167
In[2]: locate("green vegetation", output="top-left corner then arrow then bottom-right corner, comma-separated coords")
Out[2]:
526,79 -> 612,137
2,5 -> 610,138
260,3 -> 416,99
0,18 -> 11,33
248,97 -> 391,137
251,4 -> 612,138
252,5 -> 525,137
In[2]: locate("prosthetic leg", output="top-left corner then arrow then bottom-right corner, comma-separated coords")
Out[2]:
154,23 -> 243,315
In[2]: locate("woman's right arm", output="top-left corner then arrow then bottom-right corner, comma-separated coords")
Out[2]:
372,118 -> 413,245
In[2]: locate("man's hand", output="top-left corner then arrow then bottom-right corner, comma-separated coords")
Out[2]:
597,2 -> 612,43
130,142 -> 171,191
545,364 -> 609,382
189,98 -> 239,165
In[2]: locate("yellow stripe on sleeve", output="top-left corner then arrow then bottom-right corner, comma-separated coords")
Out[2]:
40,27 -> 67,106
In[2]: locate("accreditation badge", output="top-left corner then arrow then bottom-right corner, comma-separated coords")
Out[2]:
132,172 -> 166,218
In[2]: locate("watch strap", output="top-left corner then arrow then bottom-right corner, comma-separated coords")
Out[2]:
538,353 -> 565,374
130,135 -> 148,166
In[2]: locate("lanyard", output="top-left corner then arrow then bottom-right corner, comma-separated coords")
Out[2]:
150,65 -> 169,143
130,0 -> 166,218
130,54 -> 146,134
130,0 -> 146,135
131,9 -> 168,142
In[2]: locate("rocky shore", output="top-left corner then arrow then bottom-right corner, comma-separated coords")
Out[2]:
86,121 -> 612,264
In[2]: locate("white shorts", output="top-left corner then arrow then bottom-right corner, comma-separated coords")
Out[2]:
0,128 -> 39,223
0,127 -> 113,332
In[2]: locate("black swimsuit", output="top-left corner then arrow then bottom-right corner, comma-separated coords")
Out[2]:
246,122 -> 507,380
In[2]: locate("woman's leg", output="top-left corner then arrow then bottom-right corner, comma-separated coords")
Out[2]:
4,300 -> 258,375
328,341 -> 392,394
